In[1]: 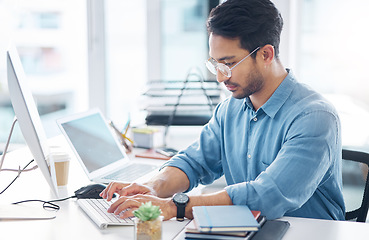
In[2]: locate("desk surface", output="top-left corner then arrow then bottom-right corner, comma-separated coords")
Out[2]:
175,217 -> 369,240
1,136 -> 369,240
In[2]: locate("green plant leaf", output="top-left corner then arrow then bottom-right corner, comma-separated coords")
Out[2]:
133,201 -> 162,221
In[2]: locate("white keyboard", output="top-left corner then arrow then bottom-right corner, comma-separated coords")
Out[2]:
77,198 -> 134,229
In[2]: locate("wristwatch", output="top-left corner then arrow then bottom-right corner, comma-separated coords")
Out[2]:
172,192 -> 189,221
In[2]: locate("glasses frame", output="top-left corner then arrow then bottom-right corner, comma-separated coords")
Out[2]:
205,46 -> 260,78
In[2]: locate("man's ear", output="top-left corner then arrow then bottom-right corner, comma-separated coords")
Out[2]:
259,45 -> 275,64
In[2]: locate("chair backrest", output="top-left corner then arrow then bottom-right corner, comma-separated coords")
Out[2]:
342,149 -> 369,222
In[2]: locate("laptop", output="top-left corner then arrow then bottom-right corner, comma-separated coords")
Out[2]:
57,108 -> 161,184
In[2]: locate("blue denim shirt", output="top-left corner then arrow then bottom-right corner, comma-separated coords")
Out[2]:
163,70 -> 345,220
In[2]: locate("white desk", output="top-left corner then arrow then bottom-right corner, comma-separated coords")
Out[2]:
0,136 -> 188,239
175,216 -> 369,240
282,216 -> 369,239
1,136 -> 369,240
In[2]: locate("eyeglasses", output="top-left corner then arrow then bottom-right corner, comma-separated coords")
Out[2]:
205,46 -> 260,78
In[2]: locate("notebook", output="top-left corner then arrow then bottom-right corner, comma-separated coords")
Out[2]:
185,210 -> 263,239
57,108 -> 161,184
251,220 -> 290,240
192,205 -> 260,233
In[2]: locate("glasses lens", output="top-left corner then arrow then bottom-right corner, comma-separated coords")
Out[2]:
205,60 -> 217,75
218,64 -> 231,78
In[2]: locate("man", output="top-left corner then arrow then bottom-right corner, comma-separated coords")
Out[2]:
101,0 -> 345,221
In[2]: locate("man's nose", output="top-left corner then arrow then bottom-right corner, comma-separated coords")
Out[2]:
216,70 -> 230,83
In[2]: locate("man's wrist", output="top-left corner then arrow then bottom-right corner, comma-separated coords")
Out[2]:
167,198 -> 178,219
142,180 -> 159,196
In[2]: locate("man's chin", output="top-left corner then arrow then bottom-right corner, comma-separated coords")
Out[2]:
231,92 -> 247,99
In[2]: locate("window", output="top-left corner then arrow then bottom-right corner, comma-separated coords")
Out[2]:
0,0 -> 87,149
160,0 -> 211,80
143,0 -> 221,127
296,0 -> 369,100
94,0 -> 219,129
102,0 -> 148,126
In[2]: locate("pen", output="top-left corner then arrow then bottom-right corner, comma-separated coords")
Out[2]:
122,115 -> 131,135
109,120 -> 133,150
122,118 -> 133,144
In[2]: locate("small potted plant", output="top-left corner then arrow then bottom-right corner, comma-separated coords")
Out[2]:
133,201 -> 163,240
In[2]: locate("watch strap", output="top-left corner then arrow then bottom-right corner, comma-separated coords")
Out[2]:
176,203 -> 186,221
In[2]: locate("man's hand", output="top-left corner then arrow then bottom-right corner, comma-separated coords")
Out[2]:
99,182 -> 157,201
107,194 -> 177,221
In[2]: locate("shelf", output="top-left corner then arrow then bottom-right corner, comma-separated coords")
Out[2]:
142,79 -> 222,126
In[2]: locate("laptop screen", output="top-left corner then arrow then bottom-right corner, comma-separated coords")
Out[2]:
60,112 -> 126,173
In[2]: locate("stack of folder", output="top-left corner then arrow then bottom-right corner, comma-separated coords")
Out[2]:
185,205 -> 289,240
141,80 -> 222,126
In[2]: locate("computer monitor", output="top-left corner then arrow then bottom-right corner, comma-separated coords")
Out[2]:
6,44 -> 58,197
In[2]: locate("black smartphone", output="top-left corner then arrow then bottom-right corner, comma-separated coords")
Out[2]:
156,147 -> 178,157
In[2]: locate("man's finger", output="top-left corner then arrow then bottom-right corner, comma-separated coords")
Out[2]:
113,198 -> 141,216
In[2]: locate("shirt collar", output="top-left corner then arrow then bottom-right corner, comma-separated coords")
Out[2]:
243,69 -> 296,118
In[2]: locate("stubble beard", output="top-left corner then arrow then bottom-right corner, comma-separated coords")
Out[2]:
231,69 -> 264,99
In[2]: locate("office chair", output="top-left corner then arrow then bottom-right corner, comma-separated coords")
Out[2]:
342,149 -> 369,222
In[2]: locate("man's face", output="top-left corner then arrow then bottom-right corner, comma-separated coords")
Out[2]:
209,34 -> 264,99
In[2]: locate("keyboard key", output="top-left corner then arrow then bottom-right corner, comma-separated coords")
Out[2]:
78,198 -> 134,228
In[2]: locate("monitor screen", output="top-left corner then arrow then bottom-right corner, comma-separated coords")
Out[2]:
7,44 -> 58,197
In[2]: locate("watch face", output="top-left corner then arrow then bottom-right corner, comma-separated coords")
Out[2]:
173,193 -> 189,204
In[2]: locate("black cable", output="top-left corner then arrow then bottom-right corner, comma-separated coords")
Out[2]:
12,199 -> 61,211
0,157 -> 77,211
12,196 -> 77,211
0,159 -> 36,195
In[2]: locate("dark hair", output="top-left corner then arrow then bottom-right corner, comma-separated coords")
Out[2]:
207,0 -> 283,58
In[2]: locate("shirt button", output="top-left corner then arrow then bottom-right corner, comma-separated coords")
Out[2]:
253,117 -> 257,121
248,154 -> 251,159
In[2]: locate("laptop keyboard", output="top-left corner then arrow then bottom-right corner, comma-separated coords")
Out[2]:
77,198 -> 134,229
102,163 -> 158,182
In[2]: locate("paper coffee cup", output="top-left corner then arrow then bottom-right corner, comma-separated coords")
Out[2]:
48,151 -> 70,186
